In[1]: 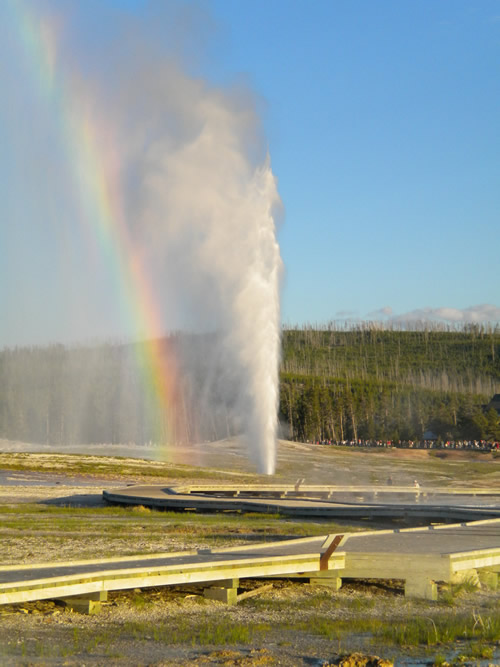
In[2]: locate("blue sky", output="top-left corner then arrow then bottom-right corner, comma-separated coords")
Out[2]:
1,0 -> 499,347
206,0 -> 500,326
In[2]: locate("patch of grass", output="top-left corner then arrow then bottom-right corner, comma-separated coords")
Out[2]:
131,593 -> 148,609
0,502 -> 362,561
0,626 -> 119,660
383,454 -> 500,483
0,452 -> 239,481
289,614 -> 383,640
440,579 -> 480,606
380,616 -> 440,646
131,505 -> 152,515
466,641 -> 494,659
346,595 -> 377,611
123,615 -> 271,645
378,611 -> 500,647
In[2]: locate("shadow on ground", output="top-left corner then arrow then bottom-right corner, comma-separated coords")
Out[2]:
40,493 -> 106,507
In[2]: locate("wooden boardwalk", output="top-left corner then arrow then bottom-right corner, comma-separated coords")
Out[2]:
1,518 -> 499,610
0,535 -> 342,609
103,483 -> 500,522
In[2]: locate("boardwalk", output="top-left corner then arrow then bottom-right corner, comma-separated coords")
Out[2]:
1,518 -> 499,610
103,483 -> 500,521
0,535 -> 341,609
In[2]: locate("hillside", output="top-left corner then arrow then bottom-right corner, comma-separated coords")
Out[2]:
0,325 -> 499,447
282,326 -> 500,392
280,325 -> 500,443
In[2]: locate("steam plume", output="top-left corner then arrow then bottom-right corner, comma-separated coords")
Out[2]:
111,58 -> 284,475
3,2 -> 283,473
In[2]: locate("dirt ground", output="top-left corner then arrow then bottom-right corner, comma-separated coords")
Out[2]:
0,441 -> 499,666
2,582 -> 499,667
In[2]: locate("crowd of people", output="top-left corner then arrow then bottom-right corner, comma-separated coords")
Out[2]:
309,438 -> 500,451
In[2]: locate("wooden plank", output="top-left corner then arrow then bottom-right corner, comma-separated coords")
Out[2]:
341,552 -> 452,582
0,552 -> 341,606
449,548 -> 500,572
320,534 -> 345,571
237,584 -> 273,601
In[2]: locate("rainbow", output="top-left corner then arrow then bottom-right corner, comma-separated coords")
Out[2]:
8,0 -> 185,455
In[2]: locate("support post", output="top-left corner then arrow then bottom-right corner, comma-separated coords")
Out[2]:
294,478 -> 305,492
57,590 -> 107,614
60,598 -> 103,614
69,591 -> 108,601
309,571 -> 342,590
203,578 -> 239,605
404,578 -> 437,601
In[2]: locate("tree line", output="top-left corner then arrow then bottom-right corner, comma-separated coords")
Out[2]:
0,324 -> 499,447
279,374 -> 499,443
279,324 -> 500,443
281,325 -> 500,395
0,336 -> 241,446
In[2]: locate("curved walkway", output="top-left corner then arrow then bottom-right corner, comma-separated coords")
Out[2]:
103,483 -> 500,522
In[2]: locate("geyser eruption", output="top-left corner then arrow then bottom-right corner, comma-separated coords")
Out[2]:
124,68 -> 283,474
2,2 -> 283,473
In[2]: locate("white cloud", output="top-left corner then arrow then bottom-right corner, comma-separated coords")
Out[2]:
390,304 -> 500,324
368,306 -> 393,318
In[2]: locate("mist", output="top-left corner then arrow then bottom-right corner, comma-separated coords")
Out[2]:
1,2 -> 283,474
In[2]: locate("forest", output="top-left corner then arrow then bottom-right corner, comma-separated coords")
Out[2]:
1,324 -> 499,447
280,324 -> 500,443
